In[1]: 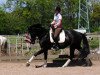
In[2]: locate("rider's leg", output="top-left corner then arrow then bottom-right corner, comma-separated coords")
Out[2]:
53,28 -> 61,50
54,28 -> 61,38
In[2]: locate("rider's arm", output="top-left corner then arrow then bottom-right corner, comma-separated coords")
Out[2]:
54,19 -> 61,26
51,14 -> 57,25
51,20 -> 55,25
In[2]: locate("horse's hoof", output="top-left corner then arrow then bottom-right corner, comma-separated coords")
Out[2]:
83,63 -> 92,67
82,64 -> 87,67
35,65 -> 47,68
43,65 -> 47,68
26,63 -> 30,67
35,65 -> 41,68
35,65 -> 38,68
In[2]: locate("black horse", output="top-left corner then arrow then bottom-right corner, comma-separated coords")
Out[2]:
26,24 -> 92,67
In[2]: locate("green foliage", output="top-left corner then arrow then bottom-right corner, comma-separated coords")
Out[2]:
89,38 -> 99,49
90,3 -> 100,32
0,0 -> 99,34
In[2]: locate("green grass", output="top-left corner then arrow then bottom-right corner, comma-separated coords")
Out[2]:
6,35 -> 100,52
89,37 -> 99,49
7,35 -> 24,44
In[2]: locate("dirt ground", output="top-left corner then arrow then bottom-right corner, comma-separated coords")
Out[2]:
0,60 -> 99,75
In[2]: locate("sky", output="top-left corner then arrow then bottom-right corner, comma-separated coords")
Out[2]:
0,0 -> 6,5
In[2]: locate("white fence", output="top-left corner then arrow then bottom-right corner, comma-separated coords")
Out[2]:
0,34 -> 100,61
5,34 -> 100,55
7,35 -> 25,56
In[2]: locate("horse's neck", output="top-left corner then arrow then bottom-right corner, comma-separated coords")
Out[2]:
36,27 -> 47,40
37,32 -> 47,40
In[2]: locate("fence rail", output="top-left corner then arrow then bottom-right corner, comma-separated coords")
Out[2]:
0,34 -> 100,61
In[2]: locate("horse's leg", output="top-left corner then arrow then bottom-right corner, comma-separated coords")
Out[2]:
78,47 -> 92,66
42,51 -> 48,67
62,47 -> 75,67
81,53 -> 92,66
85,51 -> 92,66
26,49 -> 45,67
35,50 -> 48,68
70,47 -> 75,60
85,55 -> 92,66
80,54 -> 91,66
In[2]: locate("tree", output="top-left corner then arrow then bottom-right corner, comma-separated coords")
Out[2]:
0,0 -> 99,34
62,0 -> 79,29
90,3 -> 100,32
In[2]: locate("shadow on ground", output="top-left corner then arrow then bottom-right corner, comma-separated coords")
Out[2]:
35,54 -> 93,68
46,55 -> 92,67
47,60 -> 87,67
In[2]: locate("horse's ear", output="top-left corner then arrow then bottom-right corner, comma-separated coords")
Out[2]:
32,24 -> 42,28
28,24 -> 42,32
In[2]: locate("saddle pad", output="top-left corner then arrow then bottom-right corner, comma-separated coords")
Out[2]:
49,28 -> 65,43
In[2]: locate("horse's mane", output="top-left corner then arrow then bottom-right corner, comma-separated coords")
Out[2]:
30,24 -> 42,28
28,24 -> 48,36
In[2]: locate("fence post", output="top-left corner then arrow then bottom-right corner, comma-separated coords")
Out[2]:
21,37 -> 24,56
97,35 -> 100,54
16,34 -> 19,56
0,39 -> 1,60
8,39 -> 12,61
8,39 -> 10,56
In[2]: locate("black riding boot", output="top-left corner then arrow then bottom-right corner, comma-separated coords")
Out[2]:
53,37 -> 59,50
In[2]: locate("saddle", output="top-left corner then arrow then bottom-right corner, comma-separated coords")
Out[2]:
49,28 -> 65,43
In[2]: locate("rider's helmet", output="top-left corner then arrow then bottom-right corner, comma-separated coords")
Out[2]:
55,6 -> 61,13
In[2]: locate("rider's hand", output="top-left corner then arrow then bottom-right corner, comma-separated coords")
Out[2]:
54,25 -> 57,28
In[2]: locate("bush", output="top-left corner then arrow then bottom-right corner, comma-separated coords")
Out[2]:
89,37 -> 99,49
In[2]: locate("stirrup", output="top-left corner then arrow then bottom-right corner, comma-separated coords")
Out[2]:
52,44 -> 59,50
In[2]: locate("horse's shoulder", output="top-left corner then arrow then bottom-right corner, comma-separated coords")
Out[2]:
64,29 -> 74,33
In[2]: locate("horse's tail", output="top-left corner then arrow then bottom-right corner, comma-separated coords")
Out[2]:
82,34 -> 90,57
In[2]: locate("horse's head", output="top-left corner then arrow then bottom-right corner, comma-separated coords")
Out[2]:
28,24 -> 47,44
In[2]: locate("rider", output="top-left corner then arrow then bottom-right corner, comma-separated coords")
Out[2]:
51,6 -> 62,50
